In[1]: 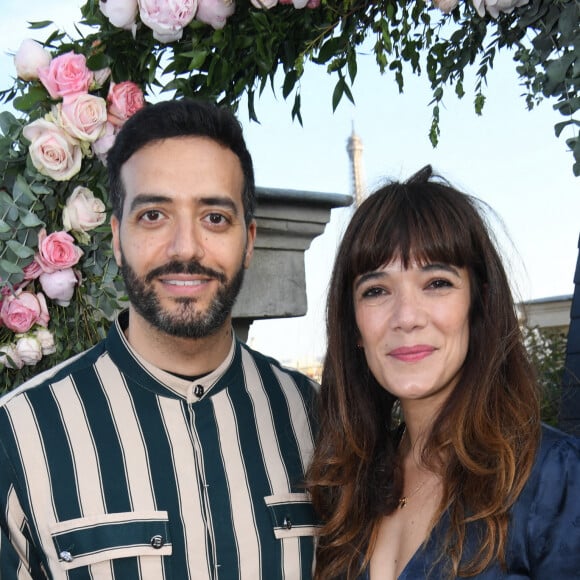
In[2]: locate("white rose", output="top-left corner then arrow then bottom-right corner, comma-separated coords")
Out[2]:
485,0 -> 529,18
63,186 -> 107,234
138,0 -> 198,43
34,328 -> 56,355
15,336 -> 43,366
93,67 -> 112,89
14,39 -> 52,81
39,268 -> 79,307
433,0 -> 459,13
0,343 -> 24,369
100,0 -> 139,29
250,0 -> 278,8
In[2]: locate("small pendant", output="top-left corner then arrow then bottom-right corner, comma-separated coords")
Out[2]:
398,496 -> 407,509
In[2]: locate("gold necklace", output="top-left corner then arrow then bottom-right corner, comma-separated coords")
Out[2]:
397,478 -> 428,509
397,425 -> 429,509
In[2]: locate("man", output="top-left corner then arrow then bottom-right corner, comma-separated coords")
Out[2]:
0,99 -> 318,579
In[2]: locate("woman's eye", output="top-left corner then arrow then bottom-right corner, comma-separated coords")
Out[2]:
427,278 -> 453,290
361,286 -> 386,299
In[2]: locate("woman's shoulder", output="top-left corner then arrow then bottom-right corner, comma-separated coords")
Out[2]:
536,423 -> 580,464
525,425 -> 580,502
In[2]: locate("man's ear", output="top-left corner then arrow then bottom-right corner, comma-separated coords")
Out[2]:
244,219 -> 257,269
111,214 -> 122,267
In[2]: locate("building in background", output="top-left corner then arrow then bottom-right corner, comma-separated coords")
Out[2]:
346,124 -> 366,207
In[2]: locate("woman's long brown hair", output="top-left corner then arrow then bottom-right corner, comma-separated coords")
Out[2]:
306,166 -> 541,579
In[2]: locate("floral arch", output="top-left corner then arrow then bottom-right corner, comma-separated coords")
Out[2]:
0,0 -> 578,390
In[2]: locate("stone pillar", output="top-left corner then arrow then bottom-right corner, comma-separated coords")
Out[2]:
232,187 -> 352,340
559,232 -> 580,435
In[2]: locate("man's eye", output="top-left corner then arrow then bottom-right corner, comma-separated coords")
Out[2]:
140,210 -> 163,222
205,213 -> 229,225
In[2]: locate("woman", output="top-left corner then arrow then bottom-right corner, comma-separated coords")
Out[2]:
307,166 -> 580,579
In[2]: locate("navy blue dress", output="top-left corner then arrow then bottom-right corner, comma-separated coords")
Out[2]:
361,424 -> 580,579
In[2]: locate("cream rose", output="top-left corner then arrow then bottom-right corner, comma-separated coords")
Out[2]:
57,94 -> 108,142
22,118 -> 82,181
34,328 -> 57,356
14,39 -> 52,81
63,186 -> 107,235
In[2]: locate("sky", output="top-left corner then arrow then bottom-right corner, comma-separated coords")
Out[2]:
1,1 -> 578,364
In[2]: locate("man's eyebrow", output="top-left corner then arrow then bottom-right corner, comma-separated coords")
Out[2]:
199,196 -> 239,217
129,194 -> 171,213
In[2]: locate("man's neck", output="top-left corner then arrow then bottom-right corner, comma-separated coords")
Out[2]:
123,308 -> 235,377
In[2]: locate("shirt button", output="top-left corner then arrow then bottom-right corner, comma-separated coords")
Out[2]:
194,384 -> 204,398
150,535 -> 165,549
59,550 -> 74,562
283,516 -> 292,530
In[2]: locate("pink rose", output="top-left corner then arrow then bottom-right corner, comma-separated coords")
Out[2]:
23,261 -> 44,281
14,39 -> 52,81
57,94 -> 108,142
22,118 -> 82,181
15,336 -> 43,366
38,51 -> 94,100
63,186 -> 107,234
250,0 -> 278,8
138,0 -> 198,43
92,121 -> 119,164
107,81 -> 145,127
0,291 -> 49,333
39,268 -> 79,306
433,0 -> 459,12
100,0 -> 139,29
35,229 -> 84,273
195,0 -> 235,29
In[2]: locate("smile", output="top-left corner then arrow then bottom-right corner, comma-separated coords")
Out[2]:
164,279 -> 208,286
389,345 -> 435,362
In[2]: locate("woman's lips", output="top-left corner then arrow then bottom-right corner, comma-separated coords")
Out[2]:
389,345 -> 435,362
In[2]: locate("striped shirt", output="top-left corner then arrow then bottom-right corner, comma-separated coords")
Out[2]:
0,312 -> 319,579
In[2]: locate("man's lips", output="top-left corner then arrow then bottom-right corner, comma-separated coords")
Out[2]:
389,345 -> 435,362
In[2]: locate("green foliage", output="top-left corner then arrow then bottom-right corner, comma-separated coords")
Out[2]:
523,326 -> 568,427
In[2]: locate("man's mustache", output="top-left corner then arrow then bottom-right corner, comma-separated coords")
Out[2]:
145,261 -> 227,284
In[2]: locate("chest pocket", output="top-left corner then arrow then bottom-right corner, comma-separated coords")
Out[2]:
264,493 -> 320,539
49,511 -> 172,572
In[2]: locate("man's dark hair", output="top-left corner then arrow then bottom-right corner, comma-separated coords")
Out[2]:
107,98 -> 256,224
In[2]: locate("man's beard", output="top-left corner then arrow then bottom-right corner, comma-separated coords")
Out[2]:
120,253 -> 245,339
